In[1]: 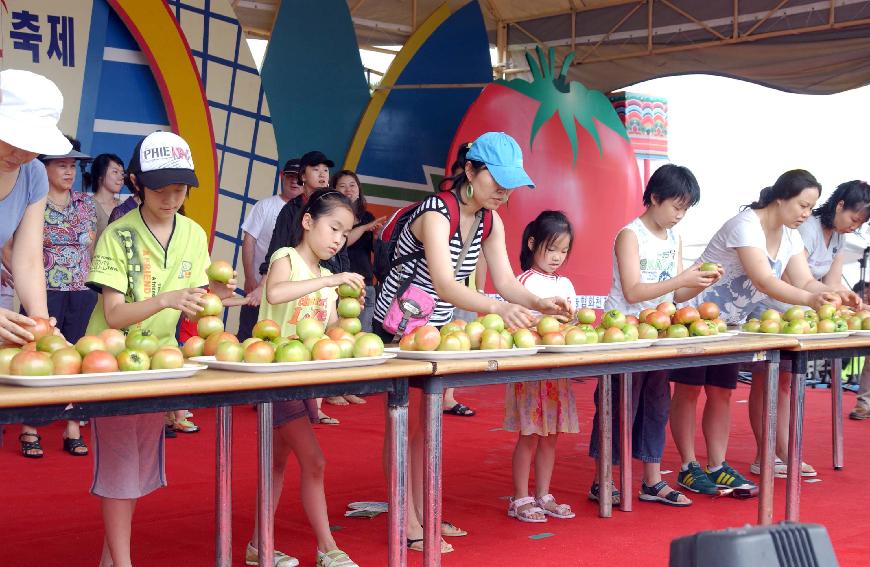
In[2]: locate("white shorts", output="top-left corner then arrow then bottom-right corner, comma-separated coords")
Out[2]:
91,413 -> 166,499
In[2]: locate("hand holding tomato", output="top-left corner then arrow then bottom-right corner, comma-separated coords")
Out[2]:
329,272 -> 365,291
680,265 -> 721,289
535,296 -> 574,319
837,289 -> 862,309
809,291 -> 842,312
493,302 -> 536,330
209,276 -> 238,301
0,308 -> 46,345
160,287 -> 207,317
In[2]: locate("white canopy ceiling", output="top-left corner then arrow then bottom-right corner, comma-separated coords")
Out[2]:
231,0 -> 870,94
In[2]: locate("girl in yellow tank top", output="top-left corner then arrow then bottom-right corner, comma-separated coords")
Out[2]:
248,189 -> 364,567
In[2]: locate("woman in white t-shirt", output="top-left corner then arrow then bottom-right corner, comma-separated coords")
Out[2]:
670,170 -> 842,497
752,180 -> 870,477
761,180 -> 870,312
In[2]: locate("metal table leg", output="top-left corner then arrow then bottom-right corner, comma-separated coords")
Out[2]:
423,381 -> 444,566
830,358 -> 844,470
785,370 -> 805,522
257,403 -> 274,567
215,405 -> 233,567
759,360 -> 779,525
387,385 -> 409,567
619,373 -> 633,512
598,374 -> 613,518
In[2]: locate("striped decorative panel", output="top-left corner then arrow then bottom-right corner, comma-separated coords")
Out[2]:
167,0 -> 279,333
609,92 -> 669,161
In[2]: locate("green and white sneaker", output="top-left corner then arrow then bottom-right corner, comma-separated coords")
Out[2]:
707,461 -> 755,489
677,462 -> 719,495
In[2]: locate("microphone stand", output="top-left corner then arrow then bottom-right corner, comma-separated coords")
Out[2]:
860,246 -> 870,288
846,246 -> 870,387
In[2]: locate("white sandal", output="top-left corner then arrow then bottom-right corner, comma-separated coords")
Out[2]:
750,459 -> 817,478
507,496 -> 548,523
536,493 -> 575,519
245,542 -> 299,567
316,549 -> 358,567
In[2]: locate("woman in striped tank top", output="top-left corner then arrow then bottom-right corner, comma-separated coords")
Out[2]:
372,132 -> 573,553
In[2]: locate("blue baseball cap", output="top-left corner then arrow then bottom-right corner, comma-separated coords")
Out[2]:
466,132 -> 535,189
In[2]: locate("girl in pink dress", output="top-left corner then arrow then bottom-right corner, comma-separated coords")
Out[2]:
506,211 -> 579,522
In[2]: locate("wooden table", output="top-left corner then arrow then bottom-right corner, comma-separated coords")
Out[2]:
0,359 -> 434,567
779,335 -> 870,522
410,335 -> 798,567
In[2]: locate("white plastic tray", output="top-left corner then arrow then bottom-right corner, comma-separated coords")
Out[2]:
190,353 -> 396,373
738,331 -> 853,341
542,339 -> 655,353
0,363 -> 207,387
652,333 -> 737,347
384,347 -> 541,360
849,330 -> 870,336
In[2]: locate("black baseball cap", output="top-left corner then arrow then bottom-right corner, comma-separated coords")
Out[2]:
300,150 -> 334,169
282,158 -> 301,174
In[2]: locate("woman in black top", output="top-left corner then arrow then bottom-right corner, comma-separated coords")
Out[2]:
333,170 -> 385,330
327,170 -> 385,406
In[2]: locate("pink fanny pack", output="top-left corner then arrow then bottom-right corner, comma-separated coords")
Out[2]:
381,210 -> 482,341
381,283 -> 436,338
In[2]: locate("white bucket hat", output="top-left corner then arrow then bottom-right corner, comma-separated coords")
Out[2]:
0,69 -> 72,155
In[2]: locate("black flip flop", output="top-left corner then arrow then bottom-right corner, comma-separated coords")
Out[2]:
443,403 -> 475,417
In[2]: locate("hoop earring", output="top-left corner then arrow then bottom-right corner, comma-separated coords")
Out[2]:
465,183 -> 474,200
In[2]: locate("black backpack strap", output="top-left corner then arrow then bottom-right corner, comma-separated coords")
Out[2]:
392,258 -> 421,303
390,249 -> 424,270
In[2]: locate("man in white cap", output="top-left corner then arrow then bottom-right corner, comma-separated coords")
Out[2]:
238,157 -> 303,339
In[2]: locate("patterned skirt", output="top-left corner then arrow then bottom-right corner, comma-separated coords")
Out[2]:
504,378 -> 579,436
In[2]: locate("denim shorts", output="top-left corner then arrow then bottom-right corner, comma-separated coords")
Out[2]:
589,371 -> 671,464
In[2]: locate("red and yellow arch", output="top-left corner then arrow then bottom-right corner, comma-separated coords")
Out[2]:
108,0 -> 218,246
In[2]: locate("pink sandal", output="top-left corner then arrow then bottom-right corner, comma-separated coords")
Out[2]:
536,494 -> 575,519
507,496 -> 547,523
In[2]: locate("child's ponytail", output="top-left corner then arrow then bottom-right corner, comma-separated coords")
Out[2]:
519,218 -> 538,271
520,210 -> 574,272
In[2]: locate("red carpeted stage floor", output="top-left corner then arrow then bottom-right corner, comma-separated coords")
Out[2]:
1,380 -> 867,566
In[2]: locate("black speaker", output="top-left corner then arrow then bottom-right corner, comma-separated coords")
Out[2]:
670,521 -> 838,567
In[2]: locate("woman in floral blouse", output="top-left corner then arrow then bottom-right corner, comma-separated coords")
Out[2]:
26,137 -> 97,456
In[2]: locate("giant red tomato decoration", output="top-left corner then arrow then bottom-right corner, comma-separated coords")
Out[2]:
448,48 -> 643,298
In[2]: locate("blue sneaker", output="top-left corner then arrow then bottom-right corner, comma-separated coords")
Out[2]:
707,461 -> 755,489
677,462 -> 719,495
